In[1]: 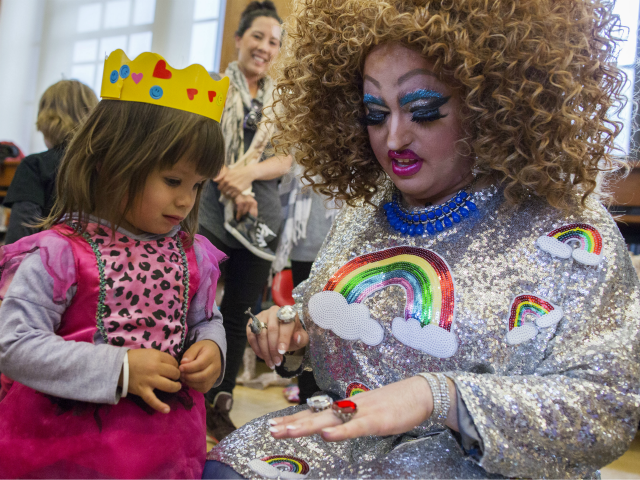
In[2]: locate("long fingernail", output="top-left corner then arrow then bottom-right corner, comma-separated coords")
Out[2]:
275,358 -> 282,366
269,426 -> 279,433
268,419 -> 278,426
295,333 -> 301,343
277,344 -> 286,354
268,363 -> 275,370
286,425 -> 297,431
322,427 -> 335,434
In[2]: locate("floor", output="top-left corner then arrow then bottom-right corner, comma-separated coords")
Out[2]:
218,380 -> 640,478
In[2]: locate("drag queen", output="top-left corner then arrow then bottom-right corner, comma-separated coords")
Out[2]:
206,0 -> 640,478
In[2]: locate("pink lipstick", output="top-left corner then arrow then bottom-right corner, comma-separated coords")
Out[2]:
388,149 -> 423,177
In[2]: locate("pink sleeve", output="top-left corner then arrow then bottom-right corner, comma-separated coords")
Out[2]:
0,230 -> 76,304
192,234 -> 227,319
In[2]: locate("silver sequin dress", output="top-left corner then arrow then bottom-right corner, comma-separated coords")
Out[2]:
208,184 -> 640,479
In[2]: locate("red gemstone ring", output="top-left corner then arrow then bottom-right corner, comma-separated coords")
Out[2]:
331,399 -> 357,423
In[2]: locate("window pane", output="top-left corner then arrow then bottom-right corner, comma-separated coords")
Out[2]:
613,0 -> 639,67
94,62 -> 105,95
133,0 -> 156,25
77,3 -> 102,33
100,35 -> 128,58
71,64 -> 97,88
73,39 -> 98,63
194,0 -> 220,21
189,20 -> 218,71
104,0 -> 132,29
128,32 -> 153,58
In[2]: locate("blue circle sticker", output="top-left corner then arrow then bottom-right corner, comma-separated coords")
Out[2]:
109,70 -> 119,84
149,86 -> 163,100
119,65 -> 130,79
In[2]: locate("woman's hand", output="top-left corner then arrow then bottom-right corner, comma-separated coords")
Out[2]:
234,194 -> 258,220
269,376 -> 458,441
215,165 -> 255,198
246,305 -> 309,369
125,349 -> 181,413
179,340 -> 222,393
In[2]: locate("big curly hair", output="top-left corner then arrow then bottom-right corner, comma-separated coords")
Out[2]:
271,0 -> 628,209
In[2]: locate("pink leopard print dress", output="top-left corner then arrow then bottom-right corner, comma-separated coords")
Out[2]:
0,222 -> 225,479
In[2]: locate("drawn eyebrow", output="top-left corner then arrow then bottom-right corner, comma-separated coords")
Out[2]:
363,75 -> 381,88
397,68 -> 437,85
363,94 -> 386,106
399,89 -> 444,107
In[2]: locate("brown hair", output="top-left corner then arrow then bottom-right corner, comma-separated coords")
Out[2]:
36,80 -> 98,147
41,100 -> 225,241
271,0 -> 628,210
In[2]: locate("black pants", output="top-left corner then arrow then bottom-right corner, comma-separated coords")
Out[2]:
290,261 -> 321,404
201,227 -> 273,402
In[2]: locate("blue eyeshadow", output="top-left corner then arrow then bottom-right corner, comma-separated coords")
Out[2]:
399,89 -> 443,107
363,94 -> 385,106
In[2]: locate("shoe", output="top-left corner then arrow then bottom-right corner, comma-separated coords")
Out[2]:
206,392 -> 237,442
224,214 -> 277,261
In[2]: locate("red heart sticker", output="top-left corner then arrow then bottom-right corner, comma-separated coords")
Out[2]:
208,91 -> 217,102
187,89 -> 198,100
152,60 -> 172,79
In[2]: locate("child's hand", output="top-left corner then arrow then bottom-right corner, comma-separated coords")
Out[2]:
179,340 -> 222,393
125,349 -> 182,413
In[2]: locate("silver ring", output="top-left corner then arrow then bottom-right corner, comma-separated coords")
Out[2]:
306,394 -> 333,413
246,308 -> 267,335
331,400 -> 357,423
276,305 -> 296,324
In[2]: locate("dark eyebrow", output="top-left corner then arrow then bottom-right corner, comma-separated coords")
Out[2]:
397,68 -> 437,86
363,75 -> 380,88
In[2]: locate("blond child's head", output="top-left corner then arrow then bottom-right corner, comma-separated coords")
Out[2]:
36,80 -> 98,148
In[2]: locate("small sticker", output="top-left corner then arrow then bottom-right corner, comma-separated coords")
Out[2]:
216,94 -> 225,106
187,88 -> 198,100
208,91 -> 217,102
131,72 -> 143,84
152,60 -> 172,79
119,65 -> 130,79
149,86 -> 163,100
109,70 -> 119,84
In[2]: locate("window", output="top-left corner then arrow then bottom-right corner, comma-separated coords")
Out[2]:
70,0 -> 156,94
189,0 -> 226,73
612,0 -> 639,156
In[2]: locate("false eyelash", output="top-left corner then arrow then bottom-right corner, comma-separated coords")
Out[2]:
411,110 -> 448,123
361,112 -> 387,126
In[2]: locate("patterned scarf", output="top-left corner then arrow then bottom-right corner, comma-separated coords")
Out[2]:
221,61 -> 275,167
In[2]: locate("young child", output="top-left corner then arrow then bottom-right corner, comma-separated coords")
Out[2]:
0,50 -> 230,478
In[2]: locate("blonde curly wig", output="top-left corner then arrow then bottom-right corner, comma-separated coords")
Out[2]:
271,0 -> 628,209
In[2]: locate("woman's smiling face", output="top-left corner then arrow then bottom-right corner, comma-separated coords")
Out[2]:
363,43 -> 473,207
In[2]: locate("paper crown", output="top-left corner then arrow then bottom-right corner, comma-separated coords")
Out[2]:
100,50 -> 229,122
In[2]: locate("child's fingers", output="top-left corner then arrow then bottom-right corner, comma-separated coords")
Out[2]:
158,363 -> 181,381
158,351 -> 179,368
140,389 -> 171,414
153,376 -> 182,393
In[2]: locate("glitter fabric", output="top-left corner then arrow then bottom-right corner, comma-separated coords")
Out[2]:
209,183 -> 640,479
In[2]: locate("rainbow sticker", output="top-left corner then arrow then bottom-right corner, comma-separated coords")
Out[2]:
505,294 -> 563,345
309,247 -> 458,357
346,382 -> 370,397
248,455 -> 310,479
536,223 -> 603,265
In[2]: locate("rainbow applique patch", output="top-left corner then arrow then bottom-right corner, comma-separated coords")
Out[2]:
536,223 -> 603,266
309,247 -> 458,358
248,455 -> 310,479
505,294 -> 563,345
346,382 -> 370,397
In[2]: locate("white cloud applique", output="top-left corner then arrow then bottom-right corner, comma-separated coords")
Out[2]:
391,318 -> 458,358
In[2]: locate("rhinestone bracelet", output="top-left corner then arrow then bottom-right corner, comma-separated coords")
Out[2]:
435,373 -> 451,422
417,373 -> 443,422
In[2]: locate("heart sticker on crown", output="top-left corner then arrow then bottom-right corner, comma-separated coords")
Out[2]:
187,89 -> 198,100
153,60 -> 172,79
131,73 -> 143,84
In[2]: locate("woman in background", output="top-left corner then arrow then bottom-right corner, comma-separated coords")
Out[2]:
3,79 -> 98,244
199,0 -> 292,443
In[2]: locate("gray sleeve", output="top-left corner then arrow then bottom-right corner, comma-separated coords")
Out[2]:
0,252 -> 127,404
188,244 -> 227,388
4,201 -> 42,245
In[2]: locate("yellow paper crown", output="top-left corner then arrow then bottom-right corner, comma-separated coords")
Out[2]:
100,50 -> 229,122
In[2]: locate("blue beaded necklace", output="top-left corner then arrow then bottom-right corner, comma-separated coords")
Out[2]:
383,187 -> 477,237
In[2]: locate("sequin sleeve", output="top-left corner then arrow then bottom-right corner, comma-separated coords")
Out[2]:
448,213 -> 640,478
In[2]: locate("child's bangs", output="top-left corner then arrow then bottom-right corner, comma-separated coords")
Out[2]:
157,111 -> 224,179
